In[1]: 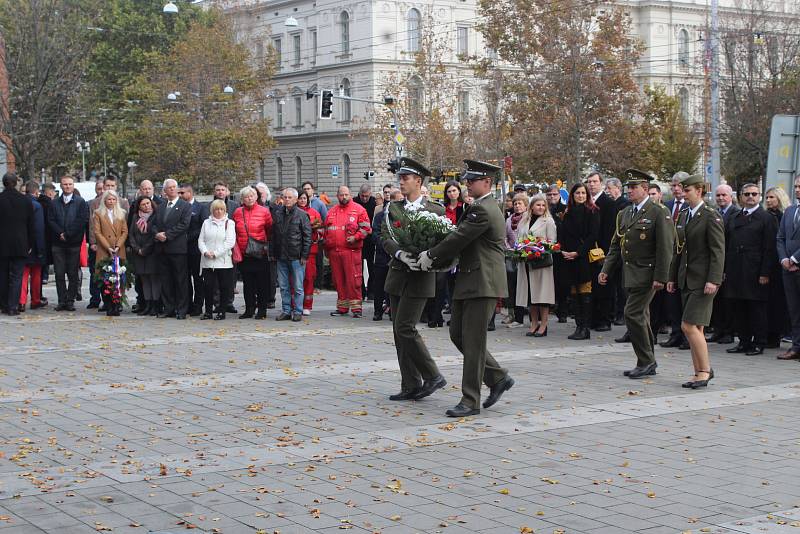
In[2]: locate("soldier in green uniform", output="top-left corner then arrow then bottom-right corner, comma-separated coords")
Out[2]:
380,158 -> 447,401
599,169 -> 674,379
667,173 -> 725,389
414,160 -> 514,417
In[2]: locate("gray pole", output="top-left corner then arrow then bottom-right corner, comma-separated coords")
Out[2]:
710,0 -> 721,189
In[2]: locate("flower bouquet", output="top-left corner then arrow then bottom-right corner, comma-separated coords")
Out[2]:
383,203 -> 458,271
93,254 -> 133,309
506,236 -> 561,270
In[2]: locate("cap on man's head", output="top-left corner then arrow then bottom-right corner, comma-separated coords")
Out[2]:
462,160 -> 500,181
397,157 -> 431,178
680,173 -> 705,188
513,183 -> 527,192
623,169 -> 652,187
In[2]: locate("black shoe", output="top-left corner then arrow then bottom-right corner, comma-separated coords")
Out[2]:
613,316 -> 626,326
7,309 -> 19,316
239,310 -> 254,319
373,313 -> 383,321
615,331 -> 631,343
54,304 -> 67,312
726,343 -> 750,354
690,369 -> 714,389
533,327 -> 548,338
628,363 -> 657,379
75,293 -> 82,302
189,308 -> 203,317
483,376 -> 514,408
158,311 -> 175,319
660,336 -> 681,348
428,320 -> 443,328
276,312 -> 292,321
487,320 -> 496,332
291,313 -> 302,322
717,334 -> 734,344
131,303 -> 140,313
389,388 -> 422,401
214,312 -> 226,320
17,305 -> 24,313
352,312 -> 362,318
30,302 -> 47,310
225,304 -> 238,313
266,302 -> 276,309
746,346 -> 764,356
254,310 -> 267,320
595,323 -> 612,332
149,303 -> 159,316
446,403 -> 480,417
557,316 -> 567,323
678,340 -> 690,350
330,310 -> 349,317
98,304 -> 107,312
411,375 -> 447,400
175,314 -> 186,320
87,302 -> 99,309
568,327 -> 590,340
65,304 -> 76,312
201,313 -> 213,320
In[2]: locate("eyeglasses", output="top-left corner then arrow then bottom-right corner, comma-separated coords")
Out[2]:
742,192 -> 759,197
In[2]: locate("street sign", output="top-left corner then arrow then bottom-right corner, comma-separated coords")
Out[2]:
331,165 -> 339,177
766,114 -> 800,193
394,132 -> 405,146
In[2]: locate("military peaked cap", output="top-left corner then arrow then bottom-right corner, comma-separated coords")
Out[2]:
462,160 -> 501,181
397,157 -> 431,177
680,173 -> 705,188
623,168 -> 652,187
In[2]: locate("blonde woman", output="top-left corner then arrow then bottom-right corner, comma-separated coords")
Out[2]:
93,190 -> 128,316
198,199 -> 236,320
516,194 -> 558,337
766,186 -> 792,347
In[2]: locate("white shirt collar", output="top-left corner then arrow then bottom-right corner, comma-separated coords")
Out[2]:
592,191 -> 603,202
62,194 -> 73,203
404,195 -> 424,211
719,204 -> 730,214
475,192 -> 494,203
689,201 -> 704,217
744,205 -> 759,216
634,198 -> 649,212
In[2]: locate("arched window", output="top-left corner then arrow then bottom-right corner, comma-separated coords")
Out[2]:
341,78 -> 352,121
340,11 -> 350,53
678,29 -> 690,67
407,9 -> 421,52
343,153 -> 351,186
678,87 -> 690,121
408,76 -> 423,118
276,156 -> 284,187
295,156 -> 303,184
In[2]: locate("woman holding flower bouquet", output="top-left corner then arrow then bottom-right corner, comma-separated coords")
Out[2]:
515,194 -> 558,337
504,194 -> 529,327
93,191 -> 128,316
560,183 -> 601,340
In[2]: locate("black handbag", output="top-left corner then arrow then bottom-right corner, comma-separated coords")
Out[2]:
241,208 -> 268,259
526,254 -> 554,270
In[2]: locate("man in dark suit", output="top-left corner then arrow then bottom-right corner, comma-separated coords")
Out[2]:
723,183 -> 777,355
776,175 -> 800,360
546,184 -> 568,322
153,179 -> 192,319
48,176 -> 89,311
415,160 -> 514,417
708,184 -> 741,343
130,179 -> 165,313
354,183 -> 377,300
660,172 -> 690,349
606,177 -> 632,326
0,173 -> 35,315
586,172 -> 615,331
180,184 -> 209,316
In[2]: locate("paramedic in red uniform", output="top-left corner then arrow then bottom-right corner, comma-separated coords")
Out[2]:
325,185 -> 372,317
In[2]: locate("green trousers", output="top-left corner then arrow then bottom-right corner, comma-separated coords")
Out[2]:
625,286 -> 657,367
389,294 -> 441,392
449,297 -> 508,409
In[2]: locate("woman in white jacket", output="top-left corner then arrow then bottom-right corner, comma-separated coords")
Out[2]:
198,199 -> 237,320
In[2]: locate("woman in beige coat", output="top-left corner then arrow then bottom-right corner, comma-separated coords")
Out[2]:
516,194 -> 557,337
93,191 -> 128,316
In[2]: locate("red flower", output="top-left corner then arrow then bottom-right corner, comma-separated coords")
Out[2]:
534,251 -> 542,258
552,243 -> 561,252
523,238 -> 531,244
393,220 -> 402,228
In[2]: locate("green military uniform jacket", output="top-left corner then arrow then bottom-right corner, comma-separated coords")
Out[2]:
428,194 -> 507,300
669,203 -> 726,290
602,199 -> 674,287
381,198 -> 445,298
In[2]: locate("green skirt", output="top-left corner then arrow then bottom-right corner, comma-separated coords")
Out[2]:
681,288 -> 715,326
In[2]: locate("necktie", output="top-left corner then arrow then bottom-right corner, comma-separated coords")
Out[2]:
719,207 -> 724,216
168,201 -> 174,209
672,201 -> 681,222
632,207 -> 638,218
686,210 -> 693,224
794,206 -> 800,227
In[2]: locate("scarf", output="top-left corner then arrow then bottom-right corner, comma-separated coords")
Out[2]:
136,211 -> 152,233
510,211 -> 524,232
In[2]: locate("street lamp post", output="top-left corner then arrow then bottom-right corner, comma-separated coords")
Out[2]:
76,141 -> 90,181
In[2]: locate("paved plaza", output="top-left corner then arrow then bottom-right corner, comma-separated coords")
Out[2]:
0,280 -> 798,534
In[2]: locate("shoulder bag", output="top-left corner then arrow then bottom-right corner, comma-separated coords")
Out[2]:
241,207 -> 269,259
588,241 -> 605,263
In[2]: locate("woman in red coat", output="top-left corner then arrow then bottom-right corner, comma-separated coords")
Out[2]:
232,186 -> 273,319
298,191 -> 323,314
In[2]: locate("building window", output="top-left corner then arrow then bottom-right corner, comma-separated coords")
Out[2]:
678,87 -> 690,121
311,30 -> 317,63
340,11 -> 350,54
678,29 -> 690,67
276,100 -> 284,128
457,26 -> 469,56
294,95 -> 302,128
408,9 -> 421,52
277,157 -> 284,187
458,90 -> 470,123
295,156 -> 303,184
255,40 -> 264,61
341,78 -> 352,121
273,38 -> 282,68
293,34 -> 301,64
343,153 -> 351,186
408,76 -> 423,119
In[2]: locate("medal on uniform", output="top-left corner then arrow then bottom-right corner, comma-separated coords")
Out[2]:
640,233 -> 646,240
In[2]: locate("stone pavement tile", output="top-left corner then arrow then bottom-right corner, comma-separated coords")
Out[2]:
23,512 -> 82,531
538,512 -> 612,532
589,512 -> 661,531
0,497 -> 60,518
0,527 -> 44,534
655,501 -> 720,519
586,527 -> 638,534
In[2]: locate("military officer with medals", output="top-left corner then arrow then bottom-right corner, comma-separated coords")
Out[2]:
413,160 -> 514,417
381,157 -> 448,401
599,169 -> 674,379
667,174 -> 725,389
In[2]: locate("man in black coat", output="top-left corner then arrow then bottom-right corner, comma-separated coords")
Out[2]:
48,176 -> 89,311
38,183 -> 55,288
546,184 -> 568,322
606,177 -> 632,326
708,184 -> 741,343
660,173 -> 690,349
0,173 -> 34,315
270,187 -> 312,322
586,172 -> 615,331
724,183 -> 778,355
180,184 -> 209,316
152,178 -> 192,319
353,182 -> 377,299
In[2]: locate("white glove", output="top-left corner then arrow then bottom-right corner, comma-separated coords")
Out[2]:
397,251 -> 420,271
416,250 -> 435,271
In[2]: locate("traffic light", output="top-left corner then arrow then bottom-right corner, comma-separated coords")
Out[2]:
319,90 -> 333,119
386,158 -> 399,174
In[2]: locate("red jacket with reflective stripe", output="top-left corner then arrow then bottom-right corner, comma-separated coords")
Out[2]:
323,201 -> 371,251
